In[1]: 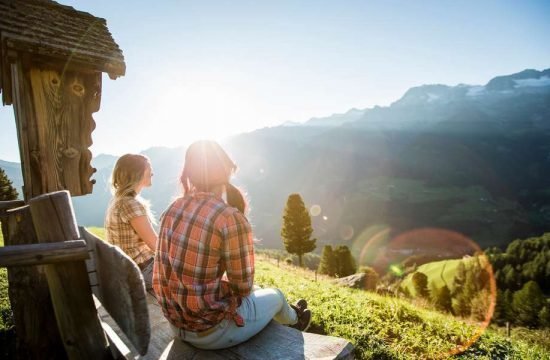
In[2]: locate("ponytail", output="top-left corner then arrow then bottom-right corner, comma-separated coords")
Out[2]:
226,183 -> 247,215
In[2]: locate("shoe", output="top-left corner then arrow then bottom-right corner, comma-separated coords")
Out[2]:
295,299 -> 308,312
290,299 -> 308,314
290,309 -> 312,332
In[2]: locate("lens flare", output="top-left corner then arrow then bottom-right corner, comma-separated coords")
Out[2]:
310,204 -> 321,217
339,224 -> 354,241
352,226 -> 497,357
389,264 -> 403,277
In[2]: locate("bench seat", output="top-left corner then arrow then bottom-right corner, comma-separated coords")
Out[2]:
97,293 -> 354,360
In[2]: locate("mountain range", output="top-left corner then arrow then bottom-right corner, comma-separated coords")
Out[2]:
2,68 -> 549,253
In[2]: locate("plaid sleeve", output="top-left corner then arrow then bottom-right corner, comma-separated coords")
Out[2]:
119,198 -> 147,223
222,211 -> 254,297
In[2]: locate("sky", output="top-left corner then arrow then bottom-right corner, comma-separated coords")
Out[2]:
0,0 -> 549,162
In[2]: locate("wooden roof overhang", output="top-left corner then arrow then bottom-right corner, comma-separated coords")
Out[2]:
0,0 -> 126,105
0,0 -> 126,199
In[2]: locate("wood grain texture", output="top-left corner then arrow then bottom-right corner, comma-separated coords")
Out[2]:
98,292 -> 355,360
81,227 -> 150,355
0,240 -> 88,267
10,59 -> 41,200
29,191 -> 110,360
11,61 -> 100,198
2,204 -> 66,359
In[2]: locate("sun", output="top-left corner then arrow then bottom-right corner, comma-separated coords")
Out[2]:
143,74 -> 261,148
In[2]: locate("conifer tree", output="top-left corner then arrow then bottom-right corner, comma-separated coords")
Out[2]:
333,245 -> 356,277
452,261 -> 467,297
318,245 -> 336,276
470,289 -> 491,321
539,306 -> 550,328
412,271 -> 429,299
281,193 -> 316,267
493,289 -> 508,325
0,167 -> 19,201
512,280 -> 545,327
433,284 -> 453,313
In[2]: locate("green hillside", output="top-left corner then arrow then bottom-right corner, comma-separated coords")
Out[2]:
255,257 -> 549,359
2,229 -> 549,358
400,257 -> 467,296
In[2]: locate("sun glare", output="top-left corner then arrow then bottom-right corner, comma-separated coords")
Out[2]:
146,75 -> 261,147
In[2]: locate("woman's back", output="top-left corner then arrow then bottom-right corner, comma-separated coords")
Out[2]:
154,192 -> 254,332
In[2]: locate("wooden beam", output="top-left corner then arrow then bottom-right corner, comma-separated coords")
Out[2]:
29,191 -> 111,360
1,204 -> 66,359
10,58 -> 40,201
0,200 -> 25,213
0,240 -> 88,267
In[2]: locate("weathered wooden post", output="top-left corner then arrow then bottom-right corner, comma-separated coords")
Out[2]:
29,191 -> 110,359
0,0 -> 125,200
1,201 -> 65,359
0,1 -> 126,358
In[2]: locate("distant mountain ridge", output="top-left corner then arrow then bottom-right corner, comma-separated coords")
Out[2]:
2,67 -> 549,252
299,68 -> 550,130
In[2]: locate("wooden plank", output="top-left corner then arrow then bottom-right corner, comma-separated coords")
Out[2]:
1,204 -> 66,359
0,200 -> 25,212
29,67 -> 64,195
29,191 -> 111,360
26,66 -> 99,197
10,59 -> 40,201
81,227 -> 150,355
101,292 -> 354,360
0,240 -> 88,267
79,72 -> 101,194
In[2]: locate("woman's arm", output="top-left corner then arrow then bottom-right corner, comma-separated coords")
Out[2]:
222,211 -> 255,297
130,215 -> 158,251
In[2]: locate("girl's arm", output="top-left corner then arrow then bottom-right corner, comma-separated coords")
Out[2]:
130,215 -> 158,251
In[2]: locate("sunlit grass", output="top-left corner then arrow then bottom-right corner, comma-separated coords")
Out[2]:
255,255 -> 549,359
86,226 -> 105,240
0,230 -> 11,331
1,228 -> 548,359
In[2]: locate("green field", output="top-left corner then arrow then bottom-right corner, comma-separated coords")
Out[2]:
400,257 -> 466,296
0,230 -> 11,331
255,256 -> 549,359
1,229 -> 549,359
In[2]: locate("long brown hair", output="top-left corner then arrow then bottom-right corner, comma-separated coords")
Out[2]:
111,154 -> 150,198
226,183 -> 248,215
180,140 -> 247,214
180,140 -> 236,192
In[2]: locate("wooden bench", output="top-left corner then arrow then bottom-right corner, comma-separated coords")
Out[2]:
1,191 -> 354,359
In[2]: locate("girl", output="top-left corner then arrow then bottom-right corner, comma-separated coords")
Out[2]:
153,140 -> 311,350
105,154 -> 158,290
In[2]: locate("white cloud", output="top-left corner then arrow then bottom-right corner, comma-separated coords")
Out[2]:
514,76 -> 550,88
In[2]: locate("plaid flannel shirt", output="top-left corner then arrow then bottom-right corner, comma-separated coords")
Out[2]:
153,192 -> 254,332
105,195 -> 154,265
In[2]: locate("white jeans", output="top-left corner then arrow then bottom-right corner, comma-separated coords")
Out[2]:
171,288 -> 298,350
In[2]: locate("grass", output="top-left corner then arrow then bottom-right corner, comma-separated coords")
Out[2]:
1,228 -> 549,359
0,229 -> 16,359
86,226 -> 105,239
0,230 -> 12,331
255,255 -> 550,359
400,257 -> 465,295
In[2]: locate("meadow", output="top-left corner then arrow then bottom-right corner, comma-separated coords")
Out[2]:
399,257 -> 465,296
1,228 -> 549,359
254,257 -> 549,359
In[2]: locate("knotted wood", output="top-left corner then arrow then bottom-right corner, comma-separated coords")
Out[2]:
29,191 -> 110,360
0,200 -> 66,359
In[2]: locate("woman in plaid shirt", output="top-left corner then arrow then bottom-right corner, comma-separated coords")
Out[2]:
105,154 -> 158,290
153,140 -> 311,350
